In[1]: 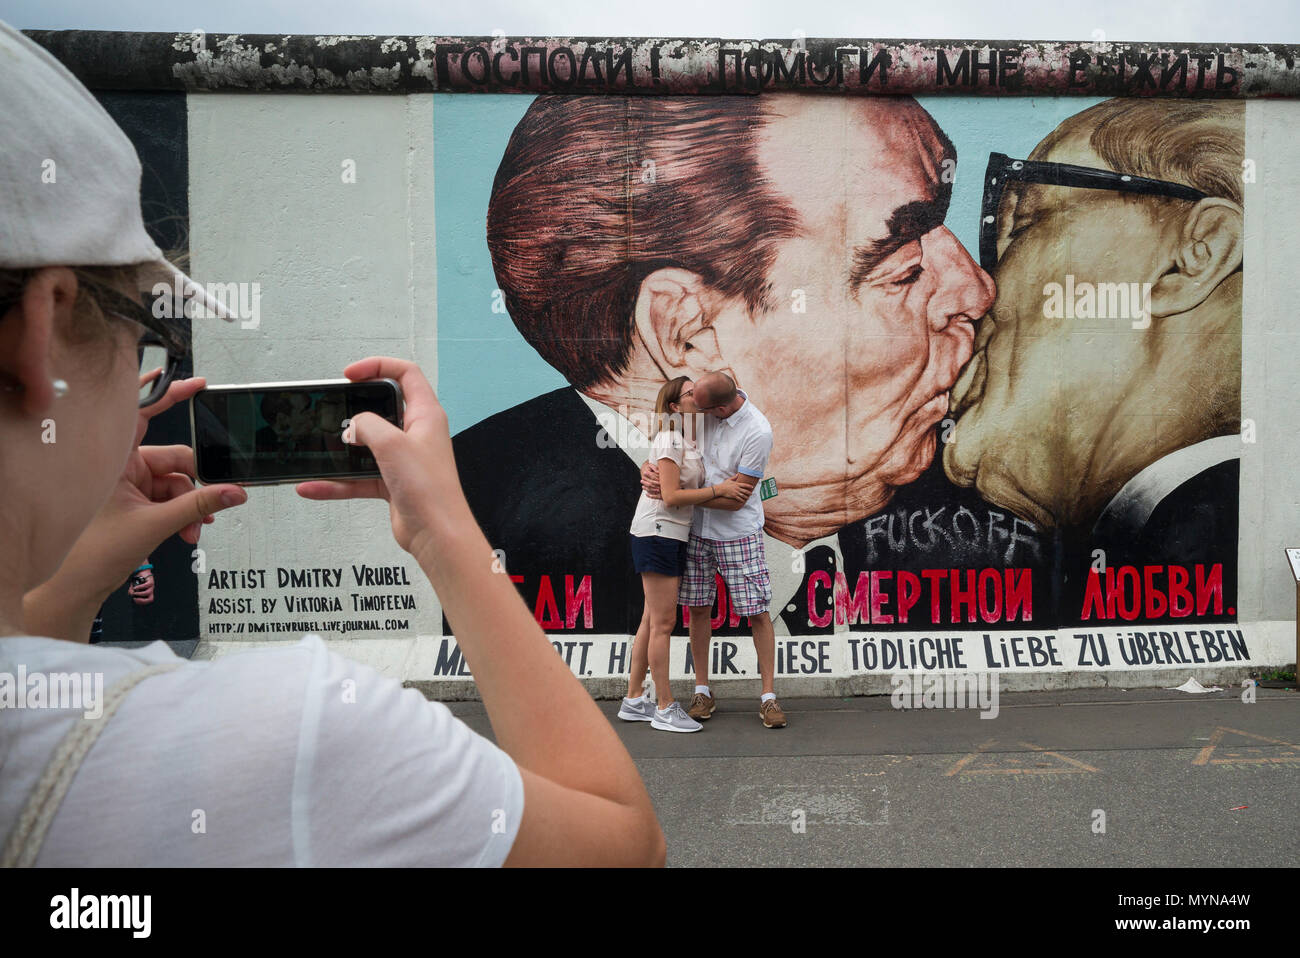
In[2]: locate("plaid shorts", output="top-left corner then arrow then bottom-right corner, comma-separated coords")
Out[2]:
677,531 -> 772,616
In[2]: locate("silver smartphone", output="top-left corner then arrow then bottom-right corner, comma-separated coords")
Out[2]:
191,378 -> 404,485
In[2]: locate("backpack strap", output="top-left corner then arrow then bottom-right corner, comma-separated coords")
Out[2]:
2,661 -> 183,867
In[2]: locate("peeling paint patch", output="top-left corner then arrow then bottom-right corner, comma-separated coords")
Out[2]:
315,35 -> 371,47
24,32 -> 1300,97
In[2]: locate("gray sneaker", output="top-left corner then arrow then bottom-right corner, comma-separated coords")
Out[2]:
617,696 -> 655,722
651,701 -> 703,733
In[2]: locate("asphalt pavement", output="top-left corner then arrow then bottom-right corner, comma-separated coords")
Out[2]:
446,685 -> 1299,867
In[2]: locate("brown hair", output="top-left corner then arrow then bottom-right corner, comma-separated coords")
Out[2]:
652,375 -> 691,439
486,95 -> 803,391
1033,99 -> 1245,206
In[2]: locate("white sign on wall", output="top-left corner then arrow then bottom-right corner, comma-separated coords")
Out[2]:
1285,548 -> 1300,582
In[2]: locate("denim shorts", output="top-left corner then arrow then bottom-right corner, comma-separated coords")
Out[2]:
630,534 -> 688,576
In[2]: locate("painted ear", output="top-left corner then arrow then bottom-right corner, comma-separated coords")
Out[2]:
1148,197 -> 1243,318
633,267 -> 723,375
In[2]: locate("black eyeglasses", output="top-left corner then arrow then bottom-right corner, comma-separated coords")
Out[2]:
130,325 -> 186,407
95,286 -> 191,407
0,284 -> 189,408
979,151 -> 1209,274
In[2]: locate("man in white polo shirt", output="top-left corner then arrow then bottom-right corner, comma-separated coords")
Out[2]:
643,371 -> 785,728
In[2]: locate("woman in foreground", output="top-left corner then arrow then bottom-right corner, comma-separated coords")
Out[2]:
0,18 -> 663,868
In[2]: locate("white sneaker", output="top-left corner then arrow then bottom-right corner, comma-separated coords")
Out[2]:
651,701 -> 703,733
617,696 -> 655,722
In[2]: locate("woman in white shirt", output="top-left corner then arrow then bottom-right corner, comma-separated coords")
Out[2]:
619,377 -> 744,732
0,19 -> 664,868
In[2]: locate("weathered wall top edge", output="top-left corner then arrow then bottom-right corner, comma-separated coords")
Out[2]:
25,30 -> 1300,97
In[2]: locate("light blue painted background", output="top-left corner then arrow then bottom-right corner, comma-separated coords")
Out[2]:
434,93 -> 1106,435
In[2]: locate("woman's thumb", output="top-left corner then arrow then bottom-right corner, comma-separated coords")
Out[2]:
343,411 -> 401,455
155,484 -> 247,541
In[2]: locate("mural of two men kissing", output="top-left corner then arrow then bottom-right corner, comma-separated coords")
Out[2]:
444,93 -> 1243,639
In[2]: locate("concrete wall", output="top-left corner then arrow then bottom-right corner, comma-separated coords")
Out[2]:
42,33 -> 1300,695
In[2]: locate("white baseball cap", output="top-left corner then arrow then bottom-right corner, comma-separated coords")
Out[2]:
0,18 -> 233,321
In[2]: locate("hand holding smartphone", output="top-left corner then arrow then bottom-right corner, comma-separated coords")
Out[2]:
191,378 -> 404,485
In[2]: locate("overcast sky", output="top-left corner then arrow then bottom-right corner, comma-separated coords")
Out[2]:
1,0 -> 1297,42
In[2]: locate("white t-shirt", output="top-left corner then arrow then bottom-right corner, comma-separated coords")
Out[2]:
694,391 -> 774,541
0,634 -> 523,866
629,429 -> 704,542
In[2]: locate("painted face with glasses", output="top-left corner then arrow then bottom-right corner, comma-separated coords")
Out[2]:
944,110 -> 1243,531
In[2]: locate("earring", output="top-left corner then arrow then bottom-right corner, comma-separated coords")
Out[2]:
0,378 -> 68,397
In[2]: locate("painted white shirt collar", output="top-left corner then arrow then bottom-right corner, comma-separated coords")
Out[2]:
1093,434 -> 1240,539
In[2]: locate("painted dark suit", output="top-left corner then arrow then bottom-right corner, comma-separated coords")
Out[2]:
452,388 -> 643,635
